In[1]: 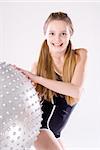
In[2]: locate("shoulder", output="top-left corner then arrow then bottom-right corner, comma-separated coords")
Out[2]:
75,48 -> 88,56
74,48 -> 88,62
31,61 -> 38,74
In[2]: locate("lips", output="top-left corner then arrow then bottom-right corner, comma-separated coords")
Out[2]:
52,43 -> 63,46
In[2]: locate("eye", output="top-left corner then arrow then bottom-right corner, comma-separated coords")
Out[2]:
61,32 -> 67,36
49,32 -> 54,35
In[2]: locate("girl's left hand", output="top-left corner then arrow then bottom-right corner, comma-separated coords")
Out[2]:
12,65 -> 38,83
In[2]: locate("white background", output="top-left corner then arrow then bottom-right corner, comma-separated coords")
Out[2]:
0,1 -> 100,150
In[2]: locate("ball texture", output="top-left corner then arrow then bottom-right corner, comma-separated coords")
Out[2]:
0,62 -> 42,150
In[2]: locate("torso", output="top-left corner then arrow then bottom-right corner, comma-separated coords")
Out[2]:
41,72 -> 75,138
39,52 -> 77,138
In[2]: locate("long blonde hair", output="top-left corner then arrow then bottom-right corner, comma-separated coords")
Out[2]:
36,12 -> 77,105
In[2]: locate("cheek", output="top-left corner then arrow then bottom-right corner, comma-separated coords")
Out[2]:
63,38 -> 70,44
47,38 -> 52,45
46,40 -> 52,49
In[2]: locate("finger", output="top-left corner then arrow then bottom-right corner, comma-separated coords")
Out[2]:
11,64 -> 17,68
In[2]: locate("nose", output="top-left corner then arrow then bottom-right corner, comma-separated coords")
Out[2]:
54,34 -> 61,43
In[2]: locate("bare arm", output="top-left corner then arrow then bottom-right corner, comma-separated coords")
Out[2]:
71,48 -> 87,87
31,63 -> 79,98
70,48 -> 88,103
30,49 -> 87,99
36,77 -> 80,98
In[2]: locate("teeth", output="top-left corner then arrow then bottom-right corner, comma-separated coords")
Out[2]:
55,44 -> 60,46
52,43 -> 63,46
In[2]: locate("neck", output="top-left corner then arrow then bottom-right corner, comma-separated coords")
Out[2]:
51,53 -> 65,63
52,56 -> 64,77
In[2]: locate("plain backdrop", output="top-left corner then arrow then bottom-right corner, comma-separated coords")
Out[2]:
0,1 -> 100,150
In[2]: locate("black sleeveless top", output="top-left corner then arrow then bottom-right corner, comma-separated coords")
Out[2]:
40,72 -> 75,138
53,72 -> 73,108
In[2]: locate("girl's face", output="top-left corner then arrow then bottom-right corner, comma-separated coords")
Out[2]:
45,20 -> 71,56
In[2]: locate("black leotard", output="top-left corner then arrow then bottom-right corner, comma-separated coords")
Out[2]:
40,73 -> 75,138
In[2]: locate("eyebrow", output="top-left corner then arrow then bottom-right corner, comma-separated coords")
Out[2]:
49,30 -> 68,33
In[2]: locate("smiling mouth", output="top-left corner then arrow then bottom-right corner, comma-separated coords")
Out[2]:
52,43 -> 63,46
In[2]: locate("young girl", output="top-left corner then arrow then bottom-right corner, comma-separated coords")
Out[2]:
16,12 -> 87,150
